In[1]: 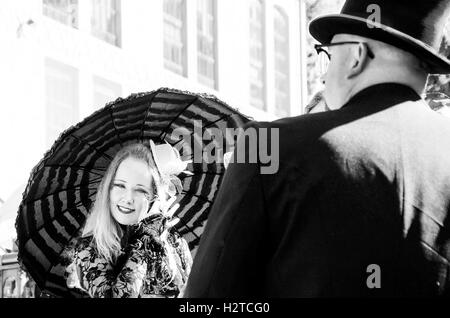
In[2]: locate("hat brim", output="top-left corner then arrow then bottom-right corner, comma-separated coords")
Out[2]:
309,14 -> 450,74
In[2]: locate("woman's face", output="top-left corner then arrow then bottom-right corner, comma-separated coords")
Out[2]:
109,157 -> 154,225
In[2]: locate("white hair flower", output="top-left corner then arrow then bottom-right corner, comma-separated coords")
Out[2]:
150,140 -> 193,197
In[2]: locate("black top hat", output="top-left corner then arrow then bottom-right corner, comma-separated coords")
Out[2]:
309,0 -> 450,74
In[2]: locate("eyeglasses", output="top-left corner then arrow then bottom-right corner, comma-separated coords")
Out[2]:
314,41 -> 375,77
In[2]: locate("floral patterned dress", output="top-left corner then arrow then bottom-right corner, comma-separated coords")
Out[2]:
62,214 -> 192,298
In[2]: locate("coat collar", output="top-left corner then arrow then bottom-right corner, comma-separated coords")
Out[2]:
341,83 -> 422,111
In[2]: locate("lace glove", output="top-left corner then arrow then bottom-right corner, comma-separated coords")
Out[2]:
125,213 -> 191,297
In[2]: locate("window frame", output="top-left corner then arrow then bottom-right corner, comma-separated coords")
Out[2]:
42,0 -> 79,28
273,6 -> 290,117
91,0 -> 122,47
163,0 -> 188,76
93,75 -> 122,111
45,58 -> 79,147
197,0 -> 218,89
249,0 -> 267,110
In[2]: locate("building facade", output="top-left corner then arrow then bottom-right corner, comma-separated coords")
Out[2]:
0,251 -> 38,298
0,0 -> 307,212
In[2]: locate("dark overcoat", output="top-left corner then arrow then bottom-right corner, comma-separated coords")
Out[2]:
185,83 -> 450,297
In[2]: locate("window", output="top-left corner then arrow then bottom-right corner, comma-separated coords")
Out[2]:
273,7 -> 290,117
93,76 -> 122,110
2,276 -> 18,298
197,0 -> 217,89
45,59 -> 79,147
164,0 -> 187,76
249,0 -> 266,110
91,0 -> 121,47
1,269 -> 20,299
43,0 -> 78,28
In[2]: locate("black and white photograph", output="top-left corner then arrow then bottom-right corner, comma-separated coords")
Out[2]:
1,0 -> 450,306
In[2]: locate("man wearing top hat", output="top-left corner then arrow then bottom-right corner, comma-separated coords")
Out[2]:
185,0 -> 450,297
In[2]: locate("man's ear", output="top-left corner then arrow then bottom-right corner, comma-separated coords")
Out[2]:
347,43 -> 370,79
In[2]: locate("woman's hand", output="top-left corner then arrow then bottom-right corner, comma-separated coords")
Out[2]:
66,262 -> 85,291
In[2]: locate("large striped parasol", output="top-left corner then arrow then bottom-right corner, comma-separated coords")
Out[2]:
15,88 -> 250,297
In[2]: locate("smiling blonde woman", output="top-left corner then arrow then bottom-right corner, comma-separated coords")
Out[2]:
62,143 -> 192,298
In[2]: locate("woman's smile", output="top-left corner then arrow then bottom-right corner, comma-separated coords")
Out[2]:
117,205 -> 135,214
110,157 -> 153,225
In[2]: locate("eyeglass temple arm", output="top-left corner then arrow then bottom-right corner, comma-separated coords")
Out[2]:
314,42 -> 375,59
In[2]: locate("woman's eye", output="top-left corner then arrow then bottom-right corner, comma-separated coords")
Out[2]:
136,188 -> 149,195
113,183 -> 125,189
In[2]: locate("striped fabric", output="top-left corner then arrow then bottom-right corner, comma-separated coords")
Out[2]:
16,88 -> 250,297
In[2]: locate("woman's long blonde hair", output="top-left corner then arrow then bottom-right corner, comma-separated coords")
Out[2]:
82,143 -> 165,264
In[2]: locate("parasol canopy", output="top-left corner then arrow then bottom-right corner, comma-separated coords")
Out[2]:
16,87 -> 250,297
